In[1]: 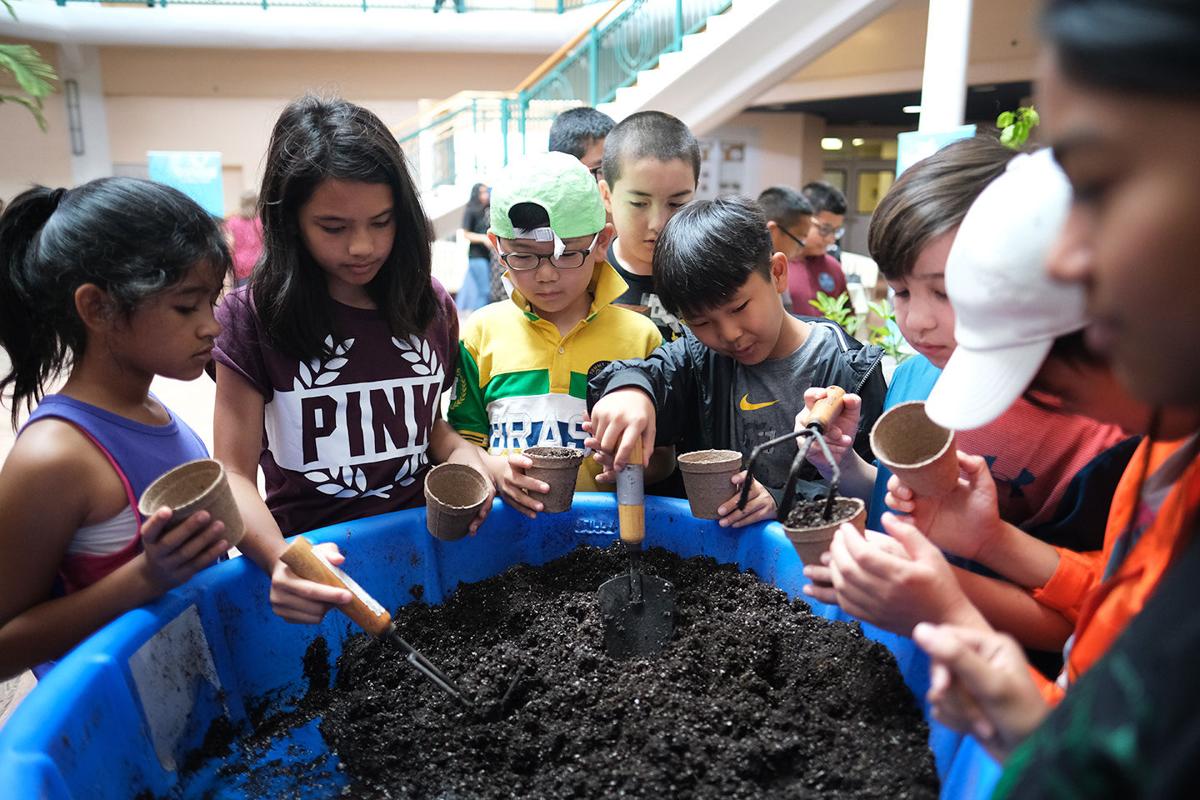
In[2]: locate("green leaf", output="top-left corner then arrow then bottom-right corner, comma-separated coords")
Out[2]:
1024,106 -> 1040,126
999,126 -> 1016,147
0,44 -> 58,99
996,111 -> 1014,128
0,93 -> 48,131
2,0 -> 15,21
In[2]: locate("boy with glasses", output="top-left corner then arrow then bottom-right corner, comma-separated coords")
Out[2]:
448,152 -> 669,516
799,181 -> 850,304
757,186 -> 816,312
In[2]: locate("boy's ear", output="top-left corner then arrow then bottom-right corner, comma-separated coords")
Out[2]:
768,252 -> 789,293
487,231 -> 501,251
594,222 -> 615,253
74,284 -> 116,333
598,179 -> 613,214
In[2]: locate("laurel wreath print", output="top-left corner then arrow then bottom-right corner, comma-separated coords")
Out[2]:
298,335 -> 439,500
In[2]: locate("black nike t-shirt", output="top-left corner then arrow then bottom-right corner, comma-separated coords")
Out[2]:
607,241 -> 684,342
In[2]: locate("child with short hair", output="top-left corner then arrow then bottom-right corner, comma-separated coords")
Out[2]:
586,195 -> 886,528
0,177 -> 232,678
548,106 -> 615,182
212,95 -> 494,625
598,110 -> 700,342
798,180 -> 850,299
448,152 -> 667,515
756,186 -> 814,312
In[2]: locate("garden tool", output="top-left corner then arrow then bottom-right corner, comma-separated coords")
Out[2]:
737,386 -> 846,523
597,438 -> 676,658
281,537 -> 521,713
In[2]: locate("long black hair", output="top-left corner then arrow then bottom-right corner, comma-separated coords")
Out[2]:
465,182 -> 488,215
0,177 -> 230,428
252,94 -> 437,361
1042,0 -> 1200,96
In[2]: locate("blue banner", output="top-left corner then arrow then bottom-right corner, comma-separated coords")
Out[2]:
147,150 -> 225,217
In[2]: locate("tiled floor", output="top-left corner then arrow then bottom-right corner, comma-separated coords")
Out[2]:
0,350 -> 219,727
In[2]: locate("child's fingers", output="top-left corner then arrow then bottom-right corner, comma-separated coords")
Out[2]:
503,485 -> 544,515
803,563 -> 835,587
507,454 -> 534,472
641,422 -> 655,467
274,567 -> 353,607
160,520 -> 226,566
312,542 -> 344,566
148,508 -> 212,553
801,581 -> 839,605
511,473 -> 550,496
139,506 -> 176,545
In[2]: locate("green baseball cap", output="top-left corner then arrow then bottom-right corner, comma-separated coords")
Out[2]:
489,151 -> 606,256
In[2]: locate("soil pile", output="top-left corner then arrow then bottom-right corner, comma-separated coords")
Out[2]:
299,545 -> 939,799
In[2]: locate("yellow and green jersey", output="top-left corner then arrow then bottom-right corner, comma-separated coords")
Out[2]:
448,262 -> 662,491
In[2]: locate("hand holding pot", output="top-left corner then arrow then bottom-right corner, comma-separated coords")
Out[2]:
138,506 -> 229,593
716,471 -> 776,528
885,452 -> 1005,562
913,622 -> 1049,762
484,452 -> 550,519
823,512 -> 986,637
795,387 -> 861,477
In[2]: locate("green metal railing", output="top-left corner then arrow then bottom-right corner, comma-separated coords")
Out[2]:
54,0 -> 606,11
393,0 -> 731,203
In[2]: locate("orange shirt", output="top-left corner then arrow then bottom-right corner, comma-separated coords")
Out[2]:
1030,433 -> 1200,703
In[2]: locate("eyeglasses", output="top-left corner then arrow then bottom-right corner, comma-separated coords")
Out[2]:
810,220 -> 845,240
778,224 -> 806,250
587,165 -> 603,182
498,233 -> 599,271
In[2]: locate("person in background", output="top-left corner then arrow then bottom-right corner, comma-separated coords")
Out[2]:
548,106 -> 615,183
756,186 -> 814,313
800,181 -> 850,296
456,182 -> 493,314
225,191 -> 264,289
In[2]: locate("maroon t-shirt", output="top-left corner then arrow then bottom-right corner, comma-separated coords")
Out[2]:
213,281 -> 458,535
789,253 -> 849,314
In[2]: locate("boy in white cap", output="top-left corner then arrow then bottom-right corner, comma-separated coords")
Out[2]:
448,152 -> 669,516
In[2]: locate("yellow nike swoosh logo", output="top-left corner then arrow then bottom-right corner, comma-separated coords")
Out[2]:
739,394 -> 778,411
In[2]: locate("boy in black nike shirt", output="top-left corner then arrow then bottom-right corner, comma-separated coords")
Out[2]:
586,196 -> 886,526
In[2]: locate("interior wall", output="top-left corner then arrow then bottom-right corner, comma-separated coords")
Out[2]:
1,45 -> 546,203
706,111 -> 826,197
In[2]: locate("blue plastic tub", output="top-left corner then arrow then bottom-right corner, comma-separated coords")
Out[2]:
0,495 -> 1002,798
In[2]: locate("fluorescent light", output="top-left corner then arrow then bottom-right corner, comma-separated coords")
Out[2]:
851,137 -> 865,146
902,105 -> 922,114
821,137 -> 844,151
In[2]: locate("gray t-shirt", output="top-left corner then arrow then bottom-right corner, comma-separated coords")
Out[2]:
733,323 -> 836,501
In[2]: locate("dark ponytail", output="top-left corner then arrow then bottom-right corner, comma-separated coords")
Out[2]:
0,177 -> 231,428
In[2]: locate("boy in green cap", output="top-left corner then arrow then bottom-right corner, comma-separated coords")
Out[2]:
448,151 -> 671,517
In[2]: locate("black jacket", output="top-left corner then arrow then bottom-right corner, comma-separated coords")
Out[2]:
587,318 -> 887,507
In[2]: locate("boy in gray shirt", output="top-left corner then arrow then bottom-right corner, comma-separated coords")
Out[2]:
586,196 -> 886,527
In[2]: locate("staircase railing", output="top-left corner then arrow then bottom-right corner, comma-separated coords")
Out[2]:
395,0 -> 731,208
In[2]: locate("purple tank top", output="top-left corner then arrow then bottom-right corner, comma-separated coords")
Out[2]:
21,394 -> 209,508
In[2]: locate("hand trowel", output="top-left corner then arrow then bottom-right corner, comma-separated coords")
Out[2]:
597,438 -> 676,658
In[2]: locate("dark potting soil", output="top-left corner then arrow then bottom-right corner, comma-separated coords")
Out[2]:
197,546 -> 938,798
784,497 -> 861,530
525,446 -> 582,460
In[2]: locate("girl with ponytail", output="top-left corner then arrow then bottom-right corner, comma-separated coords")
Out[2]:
0,177 -> 232,679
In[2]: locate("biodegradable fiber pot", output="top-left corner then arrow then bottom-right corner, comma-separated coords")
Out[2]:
869,401 -> 959,498
782,497 -> 866,567
677,449 -> 743,520
137,458 -> 246,547
522,446 -> 585,513
424,463 -> 490,541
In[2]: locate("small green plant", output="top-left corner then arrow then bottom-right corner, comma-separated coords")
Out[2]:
866,298 -> 910,363
809,291 -> 862,337
0,0 -> 59,131
996,106 -> 1040,150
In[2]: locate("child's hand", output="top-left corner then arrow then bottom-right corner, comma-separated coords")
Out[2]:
821,512 -> 981,637
138,507 -> 229,593
270,541 -> 353,624
913,622 -> 1049,761
795,388 -> 861,476
462,462 -> 495,535
583,388 -> 655,472
485,452 -> 549,519
885,453 -> 1004,561
716,471 -> 777,528
802,530 -> 905,605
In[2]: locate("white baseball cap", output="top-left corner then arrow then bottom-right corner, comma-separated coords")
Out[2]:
925,148 -> 1082,431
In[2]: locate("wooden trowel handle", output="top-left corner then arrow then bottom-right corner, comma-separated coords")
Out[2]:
616,438 -> 645,547
808,386 -> 847,431
280,537 -> 393,638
